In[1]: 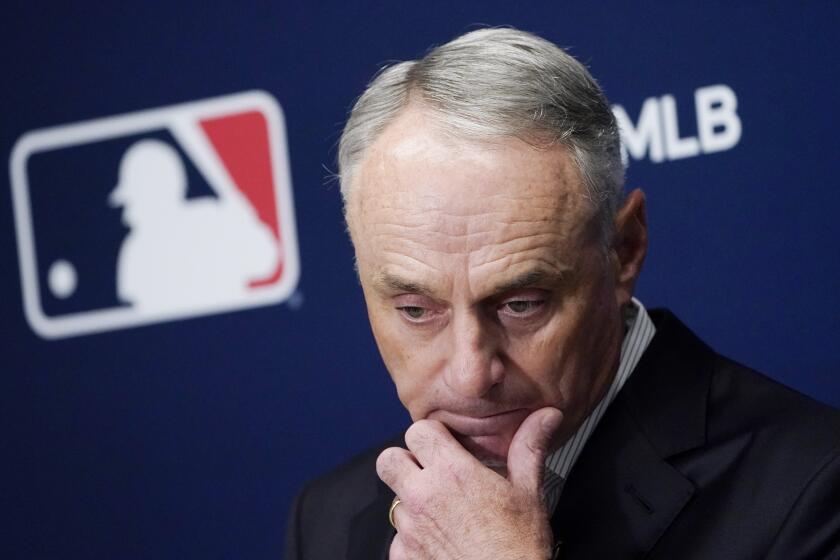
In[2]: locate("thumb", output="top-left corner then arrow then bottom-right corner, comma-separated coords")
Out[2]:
506,407 -> 563,493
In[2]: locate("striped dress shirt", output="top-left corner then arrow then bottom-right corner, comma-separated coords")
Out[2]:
542,297 -> 656,514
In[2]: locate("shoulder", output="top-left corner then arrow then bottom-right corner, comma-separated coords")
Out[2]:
639,308 -> 840,506
707,352 -> 840,455
638,310 -> 840,554
703,357 -> 840,554
285,435 -> 402,560
301,435 -> 399,507
705,353 -> 840,485
645,308 -> 840,456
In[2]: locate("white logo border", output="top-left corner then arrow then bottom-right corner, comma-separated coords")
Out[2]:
9,90 -> 300,339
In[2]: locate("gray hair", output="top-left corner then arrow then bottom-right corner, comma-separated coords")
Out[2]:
338,27 -> 624,239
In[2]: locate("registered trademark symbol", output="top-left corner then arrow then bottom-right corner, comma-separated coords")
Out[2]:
287,290 -> 304,310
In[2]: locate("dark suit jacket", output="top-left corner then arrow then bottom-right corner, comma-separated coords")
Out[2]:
285,310 -> 840,559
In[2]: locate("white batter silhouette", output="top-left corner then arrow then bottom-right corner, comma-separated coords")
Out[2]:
109,139 -> 280,314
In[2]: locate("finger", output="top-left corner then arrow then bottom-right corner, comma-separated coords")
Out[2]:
506,407 -> 563,493
404,419 -> 473,468
376,447 -> 421,496
389,533 -> 408,560
390,497 -> 409,533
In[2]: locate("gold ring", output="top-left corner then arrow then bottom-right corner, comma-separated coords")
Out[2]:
388,497 -> 402,530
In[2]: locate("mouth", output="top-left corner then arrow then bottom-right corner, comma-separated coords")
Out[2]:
427,408 -> 531,462
429,408 -> 531,436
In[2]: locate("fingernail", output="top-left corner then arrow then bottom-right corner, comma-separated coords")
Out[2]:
542,408 -> 561,432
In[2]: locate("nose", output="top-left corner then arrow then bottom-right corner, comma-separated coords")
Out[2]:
444,310 -> 505,398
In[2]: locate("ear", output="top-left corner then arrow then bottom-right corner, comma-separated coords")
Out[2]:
611,189 -> 648,308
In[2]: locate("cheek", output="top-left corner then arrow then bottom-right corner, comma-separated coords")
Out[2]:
505,320 -> 573,405
504,291 -> 613,406
368,309 -> 443,418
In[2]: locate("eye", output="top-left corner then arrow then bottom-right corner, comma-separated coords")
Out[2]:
499,298 -> 546,318
399,306 -> 427,320
393,294 -> 442,325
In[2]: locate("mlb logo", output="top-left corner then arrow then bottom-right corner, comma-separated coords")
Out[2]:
10,91 -> 300,339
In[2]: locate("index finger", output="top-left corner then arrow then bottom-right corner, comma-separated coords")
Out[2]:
404,419 -> 476,469
376,446 -> 420,496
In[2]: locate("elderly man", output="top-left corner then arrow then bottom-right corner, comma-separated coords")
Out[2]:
285,28 -> 840,559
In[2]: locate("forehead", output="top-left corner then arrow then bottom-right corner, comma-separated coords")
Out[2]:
348,108 -> 596,294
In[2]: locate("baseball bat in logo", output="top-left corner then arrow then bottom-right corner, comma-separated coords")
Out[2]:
10,91 -> 300,339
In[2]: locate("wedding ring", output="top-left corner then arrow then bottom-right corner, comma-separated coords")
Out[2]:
388,497 -> 402,530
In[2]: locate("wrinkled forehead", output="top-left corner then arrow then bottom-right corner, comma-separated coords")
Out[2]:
346,107 -> 596,248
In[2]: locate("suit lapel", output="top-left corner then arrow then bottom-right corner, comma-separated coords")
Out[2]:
552,310 -> 714,558
551,396 -> 696,557
347,470 -> 397,560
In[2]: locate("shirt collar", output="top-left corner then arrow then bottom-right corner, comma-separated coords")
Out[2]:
544,297 -> 656,479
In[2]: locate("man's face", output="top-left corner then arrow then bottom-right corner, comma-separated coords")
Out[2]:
348,107 -> 630,465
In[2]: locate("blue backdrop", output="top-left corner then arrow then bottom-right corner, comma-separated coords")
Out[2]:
2,2 -> 839,558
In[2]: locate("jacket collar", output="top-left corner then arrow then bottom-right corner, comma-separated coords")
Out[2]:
622,309 -> 712,458
551,309 -> 713,557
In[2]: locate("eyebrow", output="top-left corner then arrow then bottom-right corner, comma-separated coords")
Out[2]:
491,268 -> 562,294
373,272 -> 436,297
373,266 -> 567,300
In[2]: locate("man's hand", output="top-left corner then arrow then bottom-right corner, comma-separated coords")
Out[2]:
376,407 -> 563,560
